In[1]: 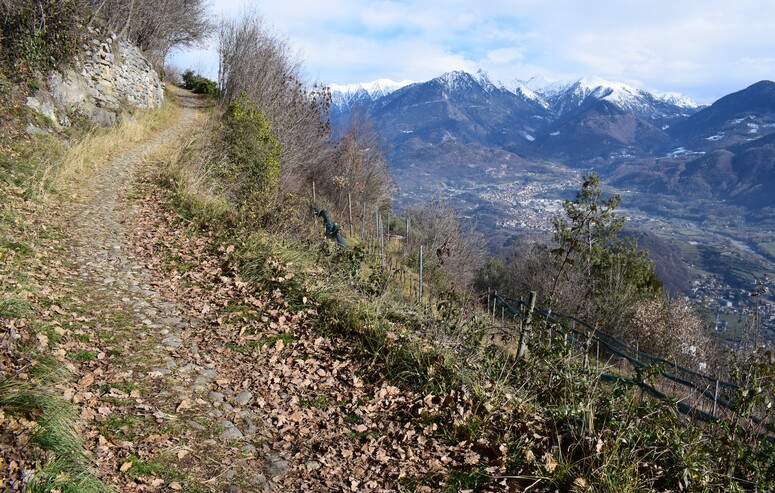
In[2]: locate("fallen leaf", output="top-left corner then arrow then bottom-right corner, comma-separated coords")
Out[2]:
36,333 -> 48,347
169,482 -> 182,490
544,454 -> 557,472
120,461 -> 133,472
78,373 -> 95,387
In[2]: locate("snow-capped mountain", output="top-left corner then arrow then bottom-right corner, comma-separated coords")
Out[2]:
329,78 -> 413,108
523,76 -> 700,126
657,92 -> 700,109
329,70 -> 704,158
364,70 -> 550,152
330,72 -> 700,127
510,80 -> 551,110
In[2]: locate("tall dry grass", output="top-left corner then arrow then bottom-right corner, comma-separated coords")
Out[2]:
36,95 -> 181,199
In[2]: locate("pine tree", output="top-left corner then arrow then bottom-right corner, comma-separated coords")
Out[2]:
551,173 -> 661,324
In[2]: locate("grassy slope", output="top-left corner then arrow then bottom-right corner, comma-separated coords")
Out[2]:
148,97 -> 774,491
1,89 -> 772,492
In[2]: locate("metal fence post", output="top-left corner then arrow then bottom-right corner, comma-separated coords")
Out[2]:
378,213 -> 385,267
361,203 -> 366,240
419,245 -> 424,304
348,193 -> 353,238
517,291 -> 536,358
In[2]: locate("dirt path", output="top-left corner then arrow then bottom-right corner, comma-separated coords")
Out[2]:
60,92 -> 274,492
56,90 -> 488,493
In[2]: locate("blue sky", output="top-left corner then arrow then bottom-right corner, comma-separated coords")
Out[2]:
170,0 -> 775,104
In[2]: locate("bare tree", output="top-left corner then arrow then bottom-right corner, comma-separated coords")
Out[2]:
217,11 -> 332,197
84,0 -> 213,66
322,110 -> 393,218
403,200 -> 485,295
504,237 -> 588,315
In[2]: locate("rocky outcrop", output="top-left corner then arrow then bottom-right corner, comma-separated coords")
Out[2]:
27,27 -> 164,128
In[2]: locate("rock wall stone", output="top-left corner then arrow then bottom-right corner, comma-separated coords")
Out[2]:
27,27 -> 164,128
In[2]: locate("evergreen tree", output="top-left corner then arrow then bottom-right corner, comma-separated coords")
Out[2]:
551,173 -> 661,324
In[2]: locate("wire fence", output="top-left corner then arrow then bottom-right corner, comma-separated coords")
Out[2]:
312,193 -> 774,438
489,292 -> 774,438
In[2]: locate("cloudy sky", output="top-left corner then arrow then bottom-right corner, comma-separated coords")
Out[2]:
170,0 -> 775,104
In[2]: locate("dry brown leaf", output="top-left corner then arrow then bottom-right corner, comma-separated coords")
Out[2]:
79,373 -> 95,387
51,305 -> 66,315
119,461 -> 133,472
36,333 -> 48,347
544,454 -> 557,472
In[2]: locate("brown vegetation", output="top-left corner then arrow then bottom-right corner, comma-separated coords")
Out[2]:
84,0 -> 213,67
216,12 -> 393,235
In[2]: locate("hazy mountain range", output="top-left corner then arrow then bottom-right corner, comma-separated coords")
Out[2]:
330,72 -> 775,213
328,72 -> 775,295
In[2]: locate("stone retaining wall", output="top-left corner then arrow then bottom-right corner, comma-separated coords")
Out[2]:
27,27 -> 164,128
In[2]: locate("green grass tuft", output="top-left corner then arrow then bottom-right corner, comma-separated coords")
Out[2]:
0,375 -> 112,493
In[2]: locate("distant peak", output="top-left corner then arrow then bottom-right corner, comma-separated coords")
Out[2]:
435,70 -> 480,92
438,70 -> 472,81
475,68 -> 492,83
329,78 -> 413,97
658,92 -> 699,108
511,80 -> 551,109
577,75 -> 628,89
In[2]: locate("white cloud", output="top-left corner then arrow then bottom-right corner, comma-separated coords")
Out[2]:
171,0 -> 775,103
486,47 -> 525,65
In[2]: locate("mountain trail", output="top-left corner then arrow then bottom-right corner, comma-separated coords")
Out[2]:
53,88 -> 493,493
56,90 -> 275,491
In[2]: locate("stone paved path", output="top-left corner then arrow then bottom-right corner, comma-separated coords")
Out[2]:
66,92 -> 274,491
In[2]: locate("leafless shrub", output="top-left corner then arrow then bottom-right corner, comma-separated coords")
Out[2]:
625,297 -> 717,370
162,63 -> 183,86
211,11 -> 400,238
217,12 -> 331,198
321,110 -> 393,219
403,200 -> 485,295
84,0 -> 213,66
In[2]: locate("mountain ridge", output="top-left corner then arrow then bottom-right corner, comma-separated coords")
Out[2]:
330,71 -> 702,116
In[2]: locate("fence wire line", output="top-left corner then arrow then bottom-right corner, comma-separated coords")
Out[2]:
492,294 -> 774,437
